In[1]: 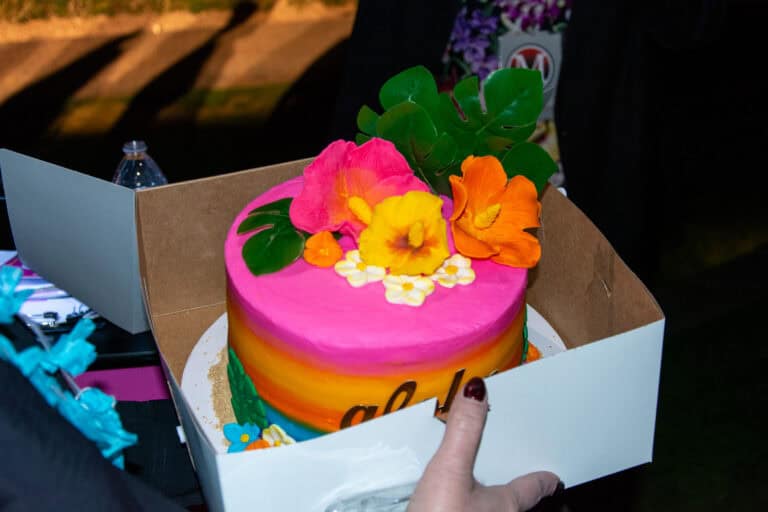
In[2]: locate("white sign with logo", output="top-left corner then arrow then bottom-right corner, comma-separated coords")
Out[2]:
499,31 -> 562,121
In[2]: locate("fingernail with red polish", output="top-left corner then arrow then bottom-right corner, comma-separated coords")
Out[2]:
463,377 -> 486,402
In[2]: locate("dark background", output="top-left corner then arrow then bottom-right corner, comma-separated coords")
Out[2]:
0,1 -> 766,511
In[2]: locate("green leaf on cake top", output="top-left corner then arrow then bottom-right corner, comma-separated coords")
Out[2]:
227,347 -> 268,430
238,197 -> 306,276
356,65 -> 555,196
499,141 -> 558,195
238,197 -> 293,234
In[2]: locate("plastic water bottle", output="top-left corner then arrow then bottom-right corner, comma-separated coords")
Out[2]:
112,140 -> 168,189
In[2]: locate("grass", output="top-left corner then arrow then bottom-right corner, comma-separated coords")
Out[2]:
0,1 -> 237,22
50,84 -> 291,135
162,84 -> 291,124
0,0 -> 353,22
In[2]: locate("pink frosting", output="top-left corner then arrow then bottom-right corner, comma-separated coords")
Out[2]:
225,177 -> 527,372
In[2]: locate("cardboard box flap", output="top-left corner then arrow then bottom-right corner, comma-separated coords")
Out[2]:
135,158 -> 310,378
136,165 -> 664,378
135,158 -> 310,318
0,149 -> 149,333
528,186 -> 664,348
132,160 -> 666,510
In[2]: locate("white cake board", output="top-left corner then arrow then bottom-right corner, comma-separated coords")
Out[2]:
181,305 -> 566,454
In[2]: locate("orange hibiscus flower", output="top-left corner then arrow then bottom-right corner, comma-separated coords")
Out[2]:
449,155 -> 542,268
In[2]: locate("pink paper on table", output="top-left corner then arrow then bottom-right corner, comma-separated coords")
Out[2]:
76,365 -> 169,402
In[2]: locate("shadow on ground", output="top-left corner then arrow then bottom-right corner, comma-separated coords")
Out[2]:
0,31 -> 139,159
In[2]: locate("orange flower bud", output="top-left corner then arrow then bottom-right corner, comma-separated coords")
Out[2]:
303,231 -> 343,268
245,438 -> 271,451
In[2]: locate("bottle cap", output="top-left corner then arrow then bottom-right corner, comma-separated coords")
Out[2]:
122,140 -> 148,154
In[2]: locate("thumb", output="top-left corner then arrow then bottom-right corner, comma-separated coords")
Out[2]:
497,471 -> 562,511
430,376 -> 489,478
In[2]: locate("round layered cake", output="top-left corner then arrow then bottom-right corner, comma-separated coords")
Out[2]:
225,177 -> 529,441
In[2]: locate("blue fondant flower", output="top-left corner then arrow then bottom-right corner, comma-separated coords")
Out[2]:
58,387 -> 137,467
223,422 -> 262,453
0,266 -> 32,323
0,265 -> 135,468
46,318 -> 97,376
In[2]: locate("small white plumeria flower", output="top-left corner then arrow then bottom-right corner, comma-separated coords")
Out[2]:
383,274 -> 435,307
334,250 -> 386,287
261,424 -> 295,447
432,254 -> 476,288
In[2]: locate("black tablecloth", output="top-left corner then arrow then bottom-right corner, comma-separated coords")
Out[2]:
0,359 -> 189,511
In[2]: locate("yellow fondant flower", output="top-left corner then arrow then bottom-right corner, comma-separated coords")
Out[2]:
432,254 -> 476,288
334,250 -> 386,287
261,424 -> 295,447
383,274 -> 435,307
358,191 -> 450,276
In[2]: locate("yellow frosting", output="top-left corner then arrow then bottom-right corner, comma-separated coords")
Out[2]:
228,301 -> 525,432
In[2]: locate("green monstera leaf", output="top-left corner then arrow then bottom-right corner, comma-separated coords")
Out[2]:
374,102 -> 454,191
238,197 -> 306,276
238,197 -> 293,234
357,65 -> 555,196
500,142 -> 559,194
356,105 -> 379,137
438,69 -> 542,155
378,64 -> 441,115
227,348 -> 268,429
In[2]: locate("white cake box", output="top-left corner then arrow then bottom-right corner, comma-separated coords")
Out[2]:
0,149 -> 664,511
1,149 -> 150,333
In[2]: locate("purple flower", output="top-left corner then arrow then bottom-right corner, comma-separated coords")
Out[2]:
472,54 -> 501,81
461,37 -> 492,69
445,0 -> 572,82
449,16 -> 473,51
498,0 -> 572,31
468,9 -> 499,35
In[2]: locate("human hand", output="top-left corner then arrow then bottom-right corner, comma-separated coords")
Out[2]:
407,377 -> 563,512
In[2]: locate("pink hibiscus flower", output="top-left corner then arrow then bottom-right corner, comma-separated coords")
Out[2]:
289,138 -> 429,240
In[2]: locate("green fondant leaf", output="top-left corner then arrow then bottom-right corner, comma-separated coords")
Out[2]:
356,66 -> 550,197
227,347 -> 268,429
248,197 -> 292,216
239,197 -> 306,276
499,142 -> 558,194
521,308 -> 530,363
242,223 -> 305,276
239,197 -> 292,234
238,213 -> 291,235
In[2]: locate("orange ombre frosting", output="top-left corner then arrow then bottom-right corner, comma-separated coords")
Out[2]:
225,177 -> 529,440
